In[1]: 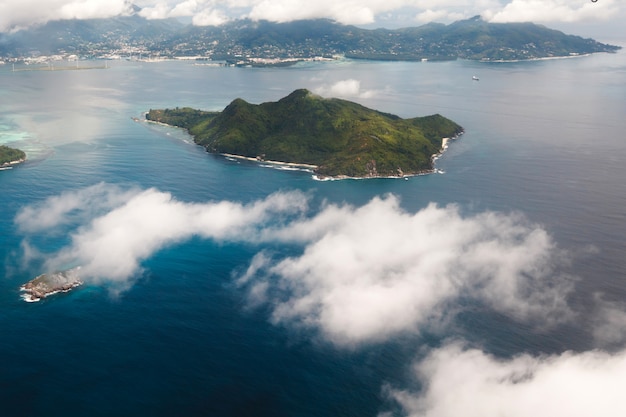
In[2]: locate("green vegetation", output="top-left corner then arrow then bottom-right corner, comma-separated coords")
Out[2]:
0,145 -> 26,165
147,89 -> 463,178
2,16 -> 618,62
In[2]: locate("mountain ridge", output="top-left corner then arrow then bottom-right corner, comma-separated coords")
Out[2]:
1,16 -> 619,62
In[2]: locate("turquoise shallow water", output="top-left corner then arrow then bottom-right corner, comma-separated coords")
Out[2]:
1,52 -> 625,416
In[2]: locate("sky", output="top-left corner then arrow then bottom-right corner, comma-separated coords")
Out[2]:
0,0 -> 624,40
15,182 -> 626,416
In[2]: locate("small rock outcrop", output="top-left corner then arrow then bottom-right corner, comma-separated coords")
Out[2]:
20,267 -> 83,302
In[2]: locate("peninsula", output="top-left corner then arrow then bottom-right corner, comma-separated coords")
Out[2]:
0,145 -> 26,168
147,89 -> 463,178
20,267 -> 83,302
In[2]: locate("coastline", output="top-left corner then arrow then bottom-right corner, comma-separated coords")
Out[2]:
0,158 -> 26,169
220,153 -> 318,171
478,53 -> 593,63
221,132 -> 462,181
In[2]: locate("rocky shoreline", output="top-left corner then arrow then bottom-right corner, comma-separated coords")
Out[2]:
221,131 -> 464,181
221,153 -> 319,170
0,158 -> 25,169
20,267 -> 83,302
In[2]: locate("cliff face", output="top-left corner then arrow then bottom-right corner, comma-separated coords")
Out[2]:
147,89 -> 463,178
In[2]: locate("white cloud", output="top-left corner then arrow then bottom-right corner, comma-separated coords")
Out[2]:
133,0 -> 622,26
192,8 -> 229,26
246,0 -> 378,25
16,185 -> 626,416
387,342 -> 626,417
314,79 -> 377,99
0,0 -> 132,32
15,183 -> 140,233
0,0 -> 621,31
486,0 -> 619,23
16,184 -> 308,282
17,186 -> 574,343
415,9 -> 465,24
238,195 -> 574,346
592,295 -> 626,348
139,0 -> 210,20
135,0 -> 231,25
137,1 -> 174,20
57,0 -> 131,20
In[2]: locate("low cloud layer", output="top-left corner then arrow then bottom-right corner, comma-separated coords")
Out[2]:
0,0 -> 133,32
17,184 -> 574,346
138,0 -> 620,26
1,0 -> 619,32
18,184 -> 626,415
237,195 -> 574,346
485,0 -> 620,24
388,342 -> 626,417
591,295 -> 626,348
17,184 -> 308,282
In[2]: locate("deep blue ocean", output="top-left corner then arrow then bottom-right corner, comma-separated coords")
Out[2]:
1,49 -> 625,416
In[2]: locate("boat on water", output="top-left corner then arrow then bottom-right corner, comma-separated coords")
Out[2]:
472,75 -> 479,81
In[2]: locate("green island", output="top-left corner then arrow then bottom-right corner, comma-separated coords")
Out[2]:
0,145 -> 26,167
146,89 -> 463,178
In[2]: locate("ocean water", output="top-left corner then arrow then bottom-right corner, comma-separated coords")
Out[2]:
1,50 -> 625,416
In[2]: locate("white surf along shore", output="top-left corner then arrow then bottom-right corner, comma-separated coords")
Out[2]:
0,158 -> 26,170
221,132 -> 462,181
20,267 -> 83,302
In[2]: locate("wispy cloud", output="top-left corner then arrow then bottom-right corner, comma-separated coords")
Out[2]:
16,184 -> 308,283
15,183 -> 140,234
313,79 -> 378,99
591,294 -> 626,348
0,0 -> 133,32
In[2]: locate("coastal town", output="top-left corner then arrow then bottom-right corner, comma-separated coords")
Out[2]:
1,16 -> 619,67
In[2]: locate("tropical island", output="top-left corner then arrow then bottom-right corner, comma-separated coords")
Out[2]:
146,89 -> 463,178
0,145 -> 26,168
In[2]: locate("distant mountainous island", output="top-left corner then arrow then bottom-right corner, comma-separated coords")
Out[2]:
146,89 -> 463,178
0,14 -> 619,63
